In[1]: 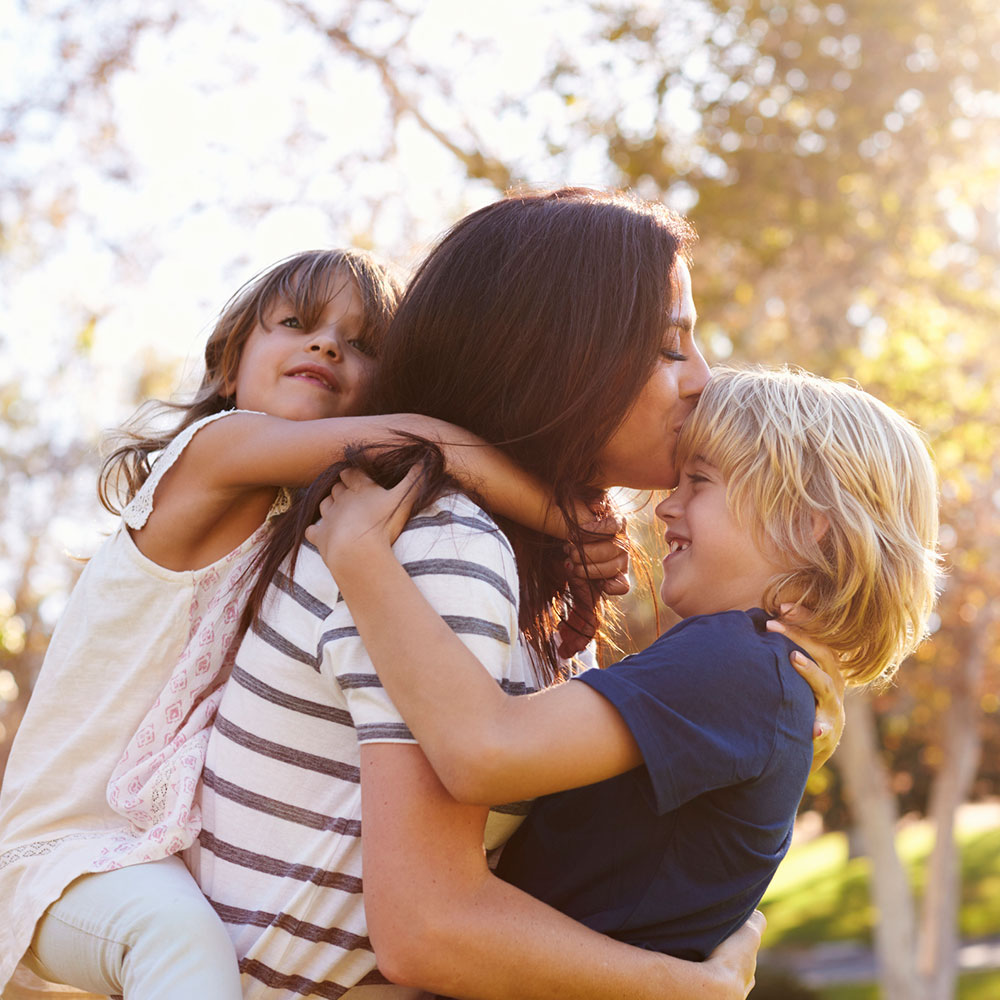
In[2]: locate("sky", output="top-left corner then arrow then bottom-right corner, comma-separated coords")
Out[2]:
2,0 -> 658,437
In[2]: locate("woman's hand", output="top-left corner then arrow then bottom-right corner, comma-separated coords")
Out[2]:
701,910 -> 766,1000
305,465 -> 423,577
766,604 -> 846,772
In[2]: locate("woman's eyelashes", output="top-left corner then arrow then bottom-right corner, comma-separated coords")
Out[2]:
660,331 -> 688,362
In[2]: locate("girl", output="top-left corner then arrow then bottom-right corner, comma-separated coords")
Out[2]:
189,190 -> 843,999
0,248 -> 589,999
309,364 -> 939,963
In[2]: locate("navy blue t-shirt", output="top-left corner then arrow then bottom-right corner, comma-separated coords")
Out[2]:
496,608 -> 815,960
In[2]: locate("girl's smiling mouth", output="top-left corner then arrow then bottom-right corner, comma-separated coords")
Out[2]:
285,363 -> 340,392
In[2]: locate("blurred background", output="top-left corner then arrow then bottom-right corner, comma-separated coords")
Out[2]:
1,1 -> 998,998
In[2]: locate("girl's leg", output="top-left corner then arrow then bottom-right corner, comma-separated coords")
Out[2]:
24,855 -> 242,1000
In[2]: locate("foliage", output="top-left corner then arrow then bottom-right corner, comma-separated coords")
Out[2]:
2,0 -> 998,854
759,825 -> 1000,947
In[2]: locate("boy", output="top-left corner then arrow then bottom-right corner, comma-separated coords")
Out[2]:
306,364 -> 939,960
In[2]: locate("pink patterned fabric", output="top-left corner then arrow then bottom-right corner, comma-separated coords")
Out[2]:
102,536 -> 266,869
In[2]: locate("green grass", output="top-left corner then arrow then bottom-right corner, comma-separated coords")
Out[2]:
759,825 -> 1000,948
819,970 -> 1000,999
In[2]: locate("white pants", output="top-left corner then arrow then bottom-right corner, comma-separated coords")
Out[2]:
20,856 -> 242,1000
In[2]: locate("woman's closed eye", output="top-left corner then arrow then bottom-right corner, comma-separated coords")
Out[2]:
660,332 -> 688,362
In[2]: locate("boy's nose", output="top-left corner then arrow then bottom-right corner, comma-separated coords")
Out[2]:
654,495 -> 677,522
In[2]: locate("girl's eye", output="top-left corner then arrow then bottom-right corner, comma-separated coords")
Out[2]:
279,316 -> 303,329
348,337 -> 377,359
661,348 -> 688,362
687,472 -> 708,485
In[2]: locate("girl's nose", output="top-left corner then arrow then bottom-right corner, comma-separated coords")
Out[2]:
307,328 -> 342,359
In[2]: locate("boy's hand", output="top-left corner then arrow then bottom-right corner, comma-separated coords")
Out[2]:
766,604 -> 846,772
563,513 -> 630,596
305,465 -> 423,577
556,514 -> 630,659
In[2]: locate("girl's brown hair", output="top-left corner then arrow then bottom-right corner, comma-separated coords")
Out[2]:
99,249 -> 404,513
244,188 -> 696,682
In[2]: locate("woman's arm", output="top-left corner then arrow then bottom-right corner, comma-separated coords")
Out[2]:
362,742 -> 761,1000
309,467 -> 643,805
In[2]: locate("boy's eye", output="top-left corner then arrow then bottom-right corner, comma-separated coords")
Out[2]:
279,316 -> 303,329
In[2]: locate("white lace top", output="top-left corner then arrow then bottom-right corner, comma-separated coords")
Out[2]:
0,410 -> 288,989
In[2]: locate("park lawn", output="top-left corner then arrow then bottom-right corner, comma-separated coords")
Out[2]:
759,824 -> 1000,947
820,970 -> 1000,1000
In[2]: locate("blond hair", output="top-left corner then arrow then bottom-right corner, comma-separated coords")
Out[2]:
676,365 -> 940,686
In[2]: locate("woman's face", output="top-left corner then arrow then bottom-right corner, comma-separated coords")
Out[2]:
594,261 -> 710,490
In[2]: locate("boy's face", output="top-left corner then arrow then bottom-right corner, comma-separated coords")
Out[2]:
654,457 -> 788,619
231,278 -> 377,421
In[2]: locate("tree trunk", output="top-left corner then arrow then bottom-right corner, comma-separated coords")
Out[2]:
918,619 -> 989,1000
837,691 -> 925,1000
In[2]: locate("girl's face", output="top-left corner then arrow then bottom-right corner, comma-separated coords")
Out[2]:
230,276 -> 377,421
593,262 -> 710,490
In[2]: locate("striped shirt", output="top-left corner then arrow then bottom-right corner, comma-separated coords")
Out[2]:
189,493 -> 541,1000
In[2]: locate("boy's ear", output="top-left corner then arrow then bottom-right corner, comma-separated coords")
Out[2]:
812,512 -> 830,543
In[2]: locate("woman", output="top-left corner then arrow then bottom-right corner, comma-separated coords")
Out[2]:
190,187 -> 842,999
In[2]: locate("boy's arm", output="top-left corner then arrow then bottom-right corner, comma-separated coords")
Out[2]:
308,468 -> 644,805
362,742 -> 762,1000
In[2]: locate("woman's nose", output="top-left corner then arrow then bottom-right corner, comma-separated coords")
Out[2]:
680,347 -> 711,399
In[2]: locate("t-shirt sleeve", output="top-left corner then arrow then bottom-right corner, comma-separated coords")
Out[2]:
319,498 -> 521,744
574,614 -> 786,814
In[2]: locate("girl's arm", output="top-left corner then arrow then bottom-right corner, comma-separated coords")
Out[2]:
361,741 -> 762,1000
308,466 -> 643,805
133,410 -> 580,570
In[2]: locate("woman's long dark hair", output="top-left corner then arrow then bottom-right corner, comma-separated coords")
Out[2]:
243,187 -> 696,682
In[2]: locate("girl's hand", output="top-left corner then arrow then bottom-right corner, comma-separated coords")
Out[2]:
702,909 -> 765,1000
766,604 -> 846,772
305,465 -> 423,577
